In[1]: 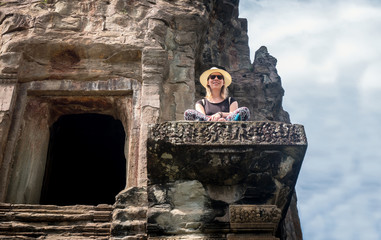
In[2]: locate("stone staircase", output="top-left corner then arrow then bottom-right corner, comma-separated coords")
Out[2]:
0,203 -> 113,239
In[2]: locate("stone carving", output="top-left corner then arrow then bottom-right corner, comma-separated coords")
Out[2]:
229,205 -> 281,239
149,237 -> 226,240
230,205 -> 281,225
149,121 -> 307,146
227,234 -> 279,240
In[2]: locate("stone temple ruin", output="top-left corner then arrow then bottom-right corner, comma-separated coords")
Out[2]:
0,1 -> 306,239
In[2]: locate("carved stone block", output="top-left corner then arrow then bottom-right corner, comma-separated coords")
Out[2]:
149,121 -> 307,146
229,205 -> 281,233
149,237 -> 226,240
227,234 -> 279,240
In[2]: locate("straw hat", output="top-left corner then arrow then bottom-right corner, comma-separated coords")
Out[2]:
199,67 -> 232,88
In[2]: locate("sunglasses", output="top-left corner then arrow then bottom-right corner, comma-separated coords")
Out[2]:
209,75 -> 224,80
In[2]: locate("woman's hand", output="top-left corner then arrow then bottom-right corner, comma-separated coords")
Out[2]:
208,112 -> 224,121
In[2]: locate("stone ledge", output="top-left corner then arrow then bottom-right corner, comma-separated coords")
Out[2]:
149,121 -> 307,146
0,74 -> 17,81
25,78 -> 138,95
147,121 -> 307,186
147,121 -> 307,238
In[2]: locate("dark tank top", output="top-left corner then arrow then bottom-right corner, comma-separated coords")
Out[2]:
196,97 -> 236,115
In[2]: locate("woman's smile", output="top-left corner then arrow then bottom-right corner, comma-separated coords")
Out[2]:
211,80 -> 222,85
208,74 -> 224,87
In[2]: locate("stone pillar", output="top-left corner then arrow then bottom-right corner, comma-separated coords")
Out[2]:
138,47 -> 168,187
0,75 -> 17,201
0,78 -> 16,157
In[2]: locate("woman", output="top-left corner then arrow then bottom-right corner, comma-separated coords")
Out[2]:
184,67 -> 250,121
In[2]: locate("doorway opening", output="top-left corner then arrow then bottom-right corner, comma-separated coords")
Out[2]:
40,113 -> 126,205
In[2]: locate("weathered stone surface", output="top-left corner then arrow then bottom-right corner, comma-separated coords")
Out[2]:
1,13 -> 33,35
280,193 -> 303,240
149,121 -> 306,146
227,234 -> 279,240
115,187 -> 148,209
147,121 -> 307,239
149,236 -> 226,240
230,205 -> 281,224
148,180 -> 214,235
199,1 -> 251,71
0,81 -> 16,166
0,84 -> 15,111
229,205 -> 281,232
226,47 -> 290,123
0,203 -> 112,239
112,187 -> 148,238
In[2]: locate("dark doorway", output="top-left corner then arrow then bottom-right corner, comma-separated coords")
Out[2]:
40,113 -> 126,205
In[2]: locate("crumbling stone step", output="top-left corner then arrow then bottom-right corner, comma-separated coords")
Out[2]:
0,203 -> 112,212
0,212 -> 94,222
0,232 -> 110,240
110,234 -> 147,240
0,221 -> 111,232
113,207 -> 147,221
0,203 -> 112,221
0,203 -> 113,238
111,220 -> 147,236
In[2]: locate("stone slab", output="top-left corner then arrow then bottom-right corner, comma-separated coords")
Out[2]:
149,121 -> 307,146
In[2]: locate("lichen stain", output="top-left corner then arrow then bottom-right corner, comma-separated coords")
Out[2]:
161,153 -> 173,159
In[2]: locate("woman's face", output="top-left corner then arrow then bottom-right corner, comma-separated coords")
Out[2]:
207,72 -> 224,89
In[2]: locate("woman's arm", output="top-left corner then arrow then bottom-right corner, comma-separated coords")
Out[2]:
229,101 -> 238,112
195,103 -> 206,115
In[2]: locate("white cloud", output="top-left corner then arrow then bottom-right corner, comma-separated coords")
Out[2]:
240,0 -> 381,85
337,2 -> 381,22
240,1 -> 381,239
359,62 -> 381,90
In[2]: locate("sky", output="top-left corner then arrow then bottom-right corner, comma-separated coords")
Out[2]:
239,0 -> 381,239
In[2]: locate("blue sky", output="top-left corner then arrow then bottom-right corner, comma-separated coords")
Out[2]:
239,0 -> 381,239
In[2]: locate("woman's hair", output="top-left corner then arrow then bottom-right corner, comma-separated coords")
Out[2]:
205,82 -> 229,100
